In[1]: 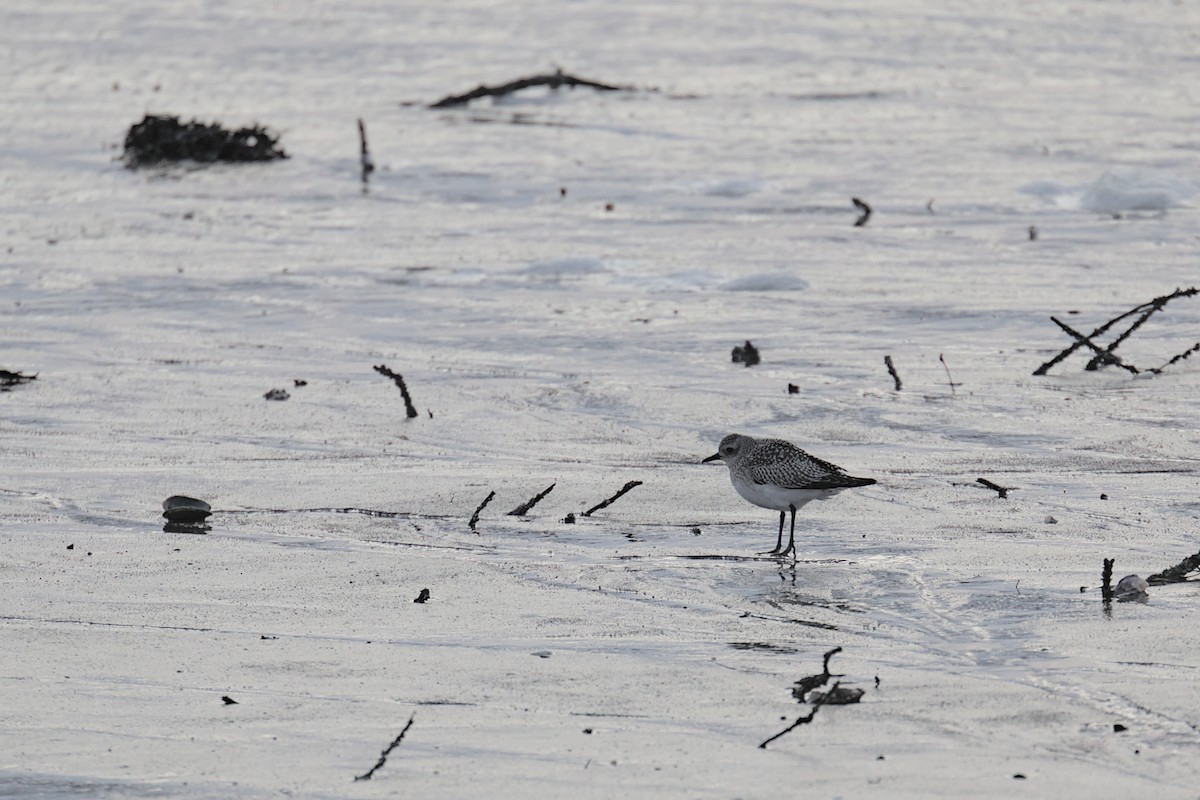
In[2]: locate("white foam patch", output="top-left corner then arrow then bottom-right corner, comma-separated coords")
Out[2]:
1020,170 -> 1196,212
522,257 -> 608,276
721,272 -> 810,291
1079,169 -> 1196,213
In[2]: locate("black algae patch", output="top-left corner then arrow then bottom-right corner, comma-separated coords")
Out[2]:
123,114 -> 289,168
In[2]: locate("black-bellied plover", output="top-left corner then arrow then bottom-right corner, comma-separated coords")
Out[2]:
703,433 -> 875,558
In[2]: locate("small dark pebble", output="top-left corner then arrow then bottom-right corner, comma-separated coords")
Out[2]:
261,635 -> 277,640
162,496 -> 211,523
876,755 -> 885,761
414,588 -> 431,604
787,383 -> 799,394
221,695 -> 238,705
1013,774 -> 1026,780
582,728 -> 593,735
604,202 -> 614,212
67,544 -> 74,550
563,512 -> 576,524
293,379 -> 307,387
1113,723 -> 1127,733
263,388 -> 290,401
1100,493 -> 1108,500
691,527 -> 701,535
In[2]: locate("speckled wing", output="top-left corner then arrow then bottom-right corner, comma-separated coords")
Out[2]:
746,440 -> 875,490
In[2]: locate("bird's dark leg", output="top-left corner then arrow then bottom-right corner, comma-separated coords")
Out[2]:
779,504 -> 797,560
758,510 -> 786,555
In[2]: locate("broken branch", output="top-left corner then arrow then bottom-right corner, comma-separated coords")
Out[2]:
1034,287 -> 1199,376
760,681 -> 841,749
373,364 -> 420,418
975,478 -> 1012,499
468,490 -> 496,532
357,117 -> 375,188
1049,317 -> 1139,374
883,355 -> 901,391
582,480 -> 643,517
939,353 -> 960,395
507,483 -> 556,516
851,197 -> 872,227
1147,547 -> 1200,585
430,69 -> 627,109
354,714 -> 416,781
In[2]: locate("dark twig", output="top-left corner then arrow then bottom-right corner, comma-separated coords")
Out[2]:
883,355 -> 902,391
354,714 -> 416,781
1101,558 -> 1114,618
939,353 -> 960,395
582,480 -> 643,517
1148,342 -> 1200,374
975,478 -> 1012,499
1147,548 -> 1200,585
357,118 -> 375,189
468,490 -> 496,532
507,483 -> 556,516
851,197 -> 872,227
373,365 -> 420,418
0,369 -> 37,388
760,681 -> 841,749
1084,302 -> 1163,370
1033,287 -> 1199,376
430,69 -> 627,109
1049,318 -> 1139,373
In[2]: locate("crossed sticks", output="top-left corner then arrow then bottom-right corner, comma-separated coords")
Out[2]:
1033,287 -> 1199,376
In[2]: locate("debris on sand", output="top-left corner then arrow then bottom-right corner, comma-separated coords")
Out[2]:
123,114 -> 289,168
162,495 -> 212,524
430,69 -> 628,109
0,369 -> 37,390
731,340 -> 760,367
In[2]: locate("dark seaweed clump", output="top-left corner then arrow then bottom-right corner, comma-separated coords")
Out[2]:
123,114 -> 288,168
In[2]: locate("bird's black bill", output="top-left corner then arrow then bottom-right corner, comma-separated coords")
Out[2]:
702,453 -> 722,463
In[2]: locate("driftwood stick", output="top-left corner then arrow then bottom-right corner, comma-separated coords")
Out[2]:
939,353 -> 960,395
760,681 -> 841,749
354,714 -> 416,781
976,478 -> 1012,498
1149,342 -> 1200,374
1084,302 -> 1163,370
468,490 -> 496,532
430,70 -> 627,109
1034,287 -> 1199,375
1101,558 -> 1114,601
1147,548 -> 1200,585
851,197 -> 872,227
582,480 -> 643,517
373,365 -> 420,418
357,118 -> 375,187
1048,318 -> 1139,373
883,356 -> 901,391
507,483 -> 556,516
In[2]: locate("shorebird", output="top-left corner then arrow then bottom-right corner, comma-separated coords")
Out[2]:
703,433 -> 875,558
